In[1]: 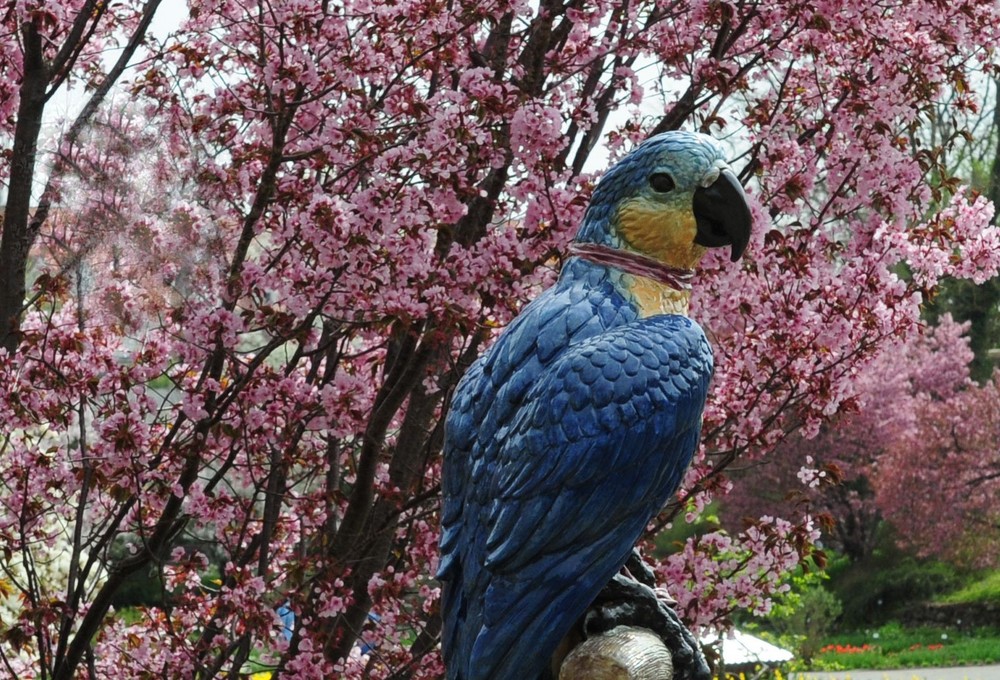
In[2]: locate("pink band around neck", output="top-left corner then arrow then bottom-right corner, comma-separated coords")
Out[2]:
567,242 -> 694,291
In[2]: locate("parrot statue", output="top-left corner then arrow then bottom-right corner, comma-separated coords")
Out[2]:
438,130 -> 752,680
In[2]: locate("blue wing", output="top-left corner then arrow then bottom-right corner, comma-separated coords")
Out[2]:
439,282 -> 712,680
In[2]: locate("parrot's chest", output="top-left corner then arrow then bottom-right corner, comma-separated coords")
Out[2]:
624,275 -> 691,317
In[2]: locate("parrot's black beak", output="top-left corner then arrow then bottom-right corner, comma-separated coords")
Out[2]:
693,168 -> 752,262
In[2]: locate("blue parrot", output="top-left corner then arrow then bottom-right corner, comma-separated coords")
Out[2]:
438,131 -> 752,680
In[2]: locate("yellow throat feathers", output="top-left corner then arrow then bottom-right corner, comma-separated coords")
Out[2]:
615,197 -> 705,317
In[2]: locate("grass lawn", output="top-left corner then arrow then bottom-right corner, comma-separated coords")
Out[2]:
807,622 -> 1000,670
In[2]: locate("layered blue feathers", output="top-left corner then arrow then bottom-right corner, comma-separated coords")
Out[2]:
439,262 -> 712,680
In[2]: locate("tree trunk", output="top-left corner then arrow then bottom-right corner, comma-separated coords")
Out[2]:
0,21 -> 46,354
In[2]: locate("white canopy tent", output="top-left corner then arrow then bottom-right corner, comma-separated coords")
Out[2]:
702,629 -> 794,667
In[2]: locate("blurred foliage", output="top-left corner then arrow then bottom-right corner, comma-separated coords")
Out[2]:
923,79 -> 1000,384
109,565 -> 167,609
821,527 -> 961,626
768,585 -> 843,663
107,536 -> 223,609
924,277 -> 1000,383
829,556 -> 961,627
937,568 -> 1000,604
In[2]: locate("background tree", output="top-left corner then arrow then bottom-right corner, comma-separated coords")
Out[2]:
723,316 -> 976,564
876,374 -> 1000,568
2,1 -> 1000,678
923,77 -> 1000,383
0,0 -> 164,354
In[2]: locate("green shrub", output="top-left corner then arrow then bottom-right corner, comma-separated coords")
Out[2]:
831,557 -> 961,626
938,568 -> 1000,605
770,585 -> 843,663
109,564 -> 168,608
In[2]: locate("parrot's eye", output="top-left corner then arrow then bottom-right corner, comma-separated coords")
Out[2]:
649,173 -> 675,193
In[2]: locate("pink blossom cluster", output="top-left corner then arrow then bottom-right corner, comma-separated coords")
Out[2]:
656,515 -> 821,630
723,315 -> 996,566
876,373 -> 1000,566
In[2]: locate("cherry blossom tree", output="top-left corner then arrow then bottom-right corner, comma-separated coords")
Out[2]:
0,0 -> 165,353
3,0 -> 1000,678
877,373 -> 1000,568
722,316 -> 976,564
924,76 -> 1000,383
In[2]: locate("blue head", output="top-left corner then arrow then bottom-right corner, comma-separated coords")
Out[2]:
576,131 -> 752,267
